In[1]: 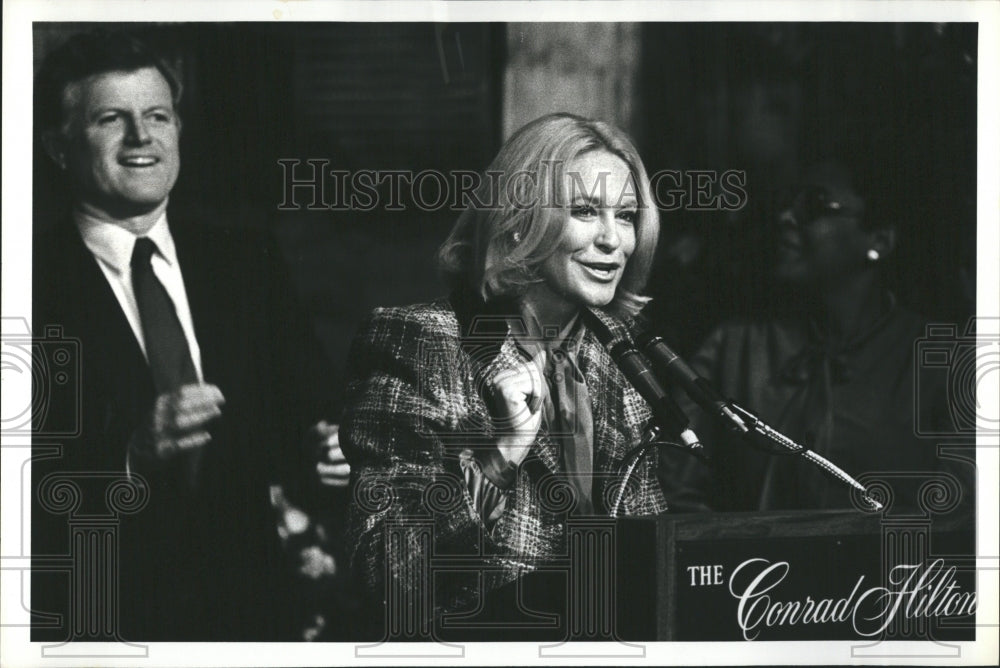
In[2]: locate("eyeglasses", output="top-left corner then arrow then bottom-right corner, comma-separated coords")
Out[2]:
784,185 -> 860,225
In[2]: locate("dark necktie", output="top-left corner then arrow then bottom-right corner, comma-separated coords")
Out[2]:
131,237 -> 202,489
131,237 -> 198,393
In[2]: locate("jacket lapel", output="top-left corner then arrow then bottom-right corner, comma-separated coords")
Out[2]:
39,223 -> 156,464
578,308 -> 650,473
167,219 -> 236,389
63,223 -> 151,376
578,332 -> 626,474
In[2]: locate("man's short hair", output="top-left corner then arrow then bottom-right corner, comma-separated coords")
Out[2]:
35,29 -> 182,134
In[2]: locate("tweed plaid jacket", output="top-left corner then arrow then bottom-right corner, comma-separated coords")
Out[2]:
341,291 -> 668,620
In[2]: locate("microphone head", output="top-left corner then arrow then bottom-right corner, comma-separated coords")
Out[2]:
633,329 -> 656,348
608,340 -> 634,362
628,321 -> 666,350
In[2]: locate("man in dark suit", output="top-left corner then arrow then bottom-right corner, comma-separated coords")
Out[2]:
31,30 -> 348,641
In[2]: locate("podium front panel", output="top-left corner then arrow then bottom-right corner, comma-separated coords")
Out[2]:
617,510 -> 975,642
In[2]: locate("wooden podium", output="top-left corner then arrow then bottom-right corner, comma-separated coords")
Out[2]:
425,509 -> 976,642
614,509 -> 975,641
363,508 -> 974,643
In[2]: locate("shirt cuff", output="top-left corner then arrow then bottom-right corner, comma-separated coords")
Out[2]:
459,448 -> 516,527
476,448 -> 519,490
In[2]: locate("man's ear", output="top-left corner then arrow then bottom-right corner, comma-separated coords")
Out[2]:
867,226 -> 897,258
41,129 -> 67,170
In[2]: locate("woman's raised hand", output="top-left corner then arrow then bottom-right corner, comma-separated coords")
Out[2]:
489,348 -> 547,466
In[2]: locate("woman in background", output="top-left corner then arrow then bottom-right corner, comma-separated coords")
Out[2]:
659,156 -> 975,516
341,113 -> 667,637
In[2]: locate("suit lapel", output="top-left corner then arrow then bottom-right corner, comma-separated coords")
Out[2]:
168,220 -> 226,386
40,224 -> 156,463
62,224 -> 151,376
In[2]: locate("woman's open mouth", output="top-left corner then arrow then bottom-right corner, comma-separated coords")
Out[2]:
579,261 -> 621,282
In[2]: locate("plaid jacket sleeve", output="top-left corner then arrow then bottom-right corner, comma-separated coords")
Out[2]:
340,303 -> 495,618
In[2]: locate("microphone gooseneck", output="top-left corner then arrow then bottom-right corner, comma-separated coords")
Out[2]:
727,404 -> 884,511
632,324 -> 883,512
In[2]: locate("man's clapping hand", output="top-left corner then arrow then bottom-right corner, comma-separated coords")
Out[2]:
312,420 -> 350,488
130,383 -> 225,462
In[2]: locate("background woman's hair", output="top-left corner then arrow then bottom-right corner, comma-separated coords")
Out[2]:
438,112 -> 659,318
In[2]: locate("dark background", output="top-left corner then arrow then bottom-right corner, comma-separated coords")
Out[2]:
33,22 -> 978,410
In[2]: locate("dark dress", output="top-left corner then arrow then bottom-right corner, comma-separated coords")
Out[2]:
659,296 -> 976,517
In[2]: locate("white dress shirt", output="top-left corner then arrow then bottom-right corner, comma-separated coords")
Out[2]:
75,210 -> 204,382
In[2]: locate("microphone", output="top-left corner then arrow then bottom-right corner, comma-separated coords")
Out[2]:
633,328 -> 749,434
582,311 -> 701,453
608,342 -> 702,452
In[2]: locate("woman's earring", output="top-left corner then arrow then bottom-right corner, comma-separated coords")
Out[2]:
512,231 -> 522,244
866,249 -> 880,262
